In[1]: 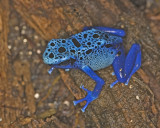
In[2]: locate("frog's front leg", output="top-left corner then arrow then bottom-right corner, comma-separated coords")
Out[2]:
73,65 -> 105,112
111,43 -> 141,88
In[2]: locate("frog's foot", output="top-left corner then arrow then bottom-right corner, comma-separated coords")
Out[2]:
123,43 -> 141,86
73,85 -> 97,112
111,43 -> 141,88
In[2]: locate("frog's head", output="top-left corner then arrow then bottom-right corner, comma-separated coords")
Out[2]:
43,39 -> 69,65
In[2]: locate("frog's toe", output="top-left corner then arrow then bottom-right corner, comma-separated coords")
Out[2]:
110,80 -> 118,88
80,85 -> 91,93
81,100 -> 92,112
125,79 -> 129,85
73,97 -> 86,106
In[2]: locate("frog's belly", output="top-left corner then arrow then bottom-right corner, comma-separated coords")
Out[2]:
84,47 -> 117,71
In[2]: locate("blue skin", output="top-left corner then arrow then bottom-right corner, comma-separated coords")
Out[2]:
43,27 -> 141,112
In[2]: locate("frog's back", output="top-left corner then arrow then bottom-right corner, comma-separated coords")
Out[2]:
68,29 -> 122,70
70,29 -> 120,49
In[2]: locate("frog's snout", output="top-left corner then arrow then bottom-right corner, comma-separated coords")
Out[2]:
43,51 -> 54,64
43,51 -> 48,64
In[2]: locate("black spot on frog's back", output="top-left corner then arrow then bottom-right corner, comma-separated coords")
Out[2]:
62,40 -> 66,43
105,34 -> 109,38
86,49 -> 92,54
93,34 -> 99,38
50,42 -> 55,46
72,38 -> 81,47
105,44 -> 112,48
58,47 -> 66,53
87,42 -> 91,45
70,49 -> 75,54
84,34 -> 87,38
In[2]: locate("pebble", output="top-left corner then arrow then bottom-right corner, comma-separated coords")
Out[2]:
28,51 -> 32,55
136,95 -> 140,100
34,93 -> 40,99
37,49 -> 41,54
8,45 -> 12,49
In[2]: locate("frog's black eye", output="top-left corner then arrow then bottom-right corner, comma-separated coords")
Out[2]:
86,49 -> 92,54
105,34 -> 109,38
50,43 -> 55,46
105,44 -> 112,48
49,53 -> 54,58
72,38 -> 81,47
111,51 -> 113,54
58,47 -> 66,53
48,49 -> 50,51
93,34 -> 99,38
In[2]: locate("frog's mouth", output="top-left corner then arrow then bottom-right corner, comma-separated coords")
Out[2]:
48,58 -> 76,74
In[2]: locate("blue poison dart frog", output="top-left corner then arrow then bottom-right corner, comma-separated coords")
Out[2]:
43,27 -> 141,112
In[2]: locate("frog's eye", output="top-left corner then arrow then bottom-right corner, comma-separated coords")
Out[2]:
49,53 -> 54,58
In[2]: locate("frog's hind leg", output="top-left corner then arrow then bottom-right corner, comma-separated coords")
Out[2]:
82,26 -> 126,37
111,43 -> 141,88
73,65 -> 105,112
124,43 -> 141,85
